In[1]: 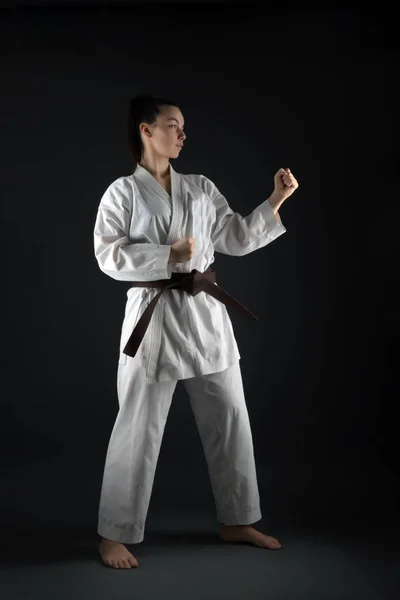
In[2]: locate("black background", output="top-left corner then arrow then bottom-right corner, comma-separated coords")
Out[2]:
2,0 -> 398,546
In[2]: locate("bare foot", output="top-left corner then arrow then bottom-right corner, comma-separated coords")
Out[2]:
99,537 -> 139,569
219,524 -> 282,550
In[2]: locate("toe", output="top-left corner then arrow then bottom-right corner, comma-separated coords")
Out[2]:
129,558 -> 139,568
123,560 -> 131,568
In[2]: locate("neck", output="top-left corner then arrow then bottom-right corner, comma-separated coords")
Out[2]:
139,156 -> 170,180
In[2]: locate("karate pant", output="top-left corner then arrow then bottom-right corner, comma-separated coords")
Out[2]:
97,358 -> 262,544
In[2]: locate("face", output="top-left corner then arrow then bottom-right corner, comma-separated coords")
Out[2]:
140,105 -> 186,159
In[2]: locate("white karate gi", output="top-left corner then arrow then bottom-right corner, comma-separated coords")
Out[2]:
93,163 -> 287,543
94,163 -> 286,383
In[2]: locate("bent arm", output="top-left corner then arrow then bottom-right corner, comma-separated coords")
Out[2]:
93,181 -> 174,281
209,181 -> 287,256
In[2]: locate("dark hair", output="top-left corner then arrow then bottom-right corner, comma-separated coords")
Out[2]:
128,94 -> 180,171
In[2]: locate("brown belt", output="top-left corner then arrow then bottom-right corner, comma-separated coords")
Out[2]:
122,266 -> 259,358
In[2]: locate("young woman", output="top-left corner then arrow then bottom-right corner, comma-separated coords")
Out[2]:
93,94 -> 299,569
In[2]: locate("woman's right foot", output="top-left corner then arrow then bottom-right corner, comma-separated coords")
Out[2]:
99,537 -> 139,569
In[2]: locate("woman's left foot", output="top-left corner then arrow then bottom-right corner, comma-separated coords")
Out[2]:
219,524 -> 282,549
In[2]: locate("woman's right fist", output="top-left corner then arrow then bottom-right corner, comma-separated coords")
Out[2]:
169,237 -> 195,263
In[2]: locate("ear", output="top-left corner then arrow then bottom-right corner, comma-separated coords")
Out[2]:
140,123 -> 152,137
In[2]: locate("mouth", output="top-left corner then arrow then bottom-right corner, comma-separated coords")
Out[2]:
176,144 -> 183,148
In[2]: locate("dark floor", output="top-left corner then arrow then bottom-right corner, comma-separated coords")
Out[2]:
1,512 -> 398,600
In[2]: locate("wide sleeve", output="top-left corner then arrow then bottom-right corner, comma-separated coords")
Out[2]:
207,179 -> 287,256
93,179 -> 174,281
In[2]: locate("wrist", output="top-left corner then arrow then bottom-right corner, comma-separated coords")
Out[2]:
268,192 -> 285,213
168,248 -> 177,263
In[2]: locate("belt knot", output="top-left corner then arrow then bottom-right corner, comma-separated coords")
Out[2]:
178,269 -> 216,296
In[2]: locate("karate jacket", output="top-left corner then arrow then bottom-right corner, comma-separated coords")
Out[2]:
93,163 -> 287,382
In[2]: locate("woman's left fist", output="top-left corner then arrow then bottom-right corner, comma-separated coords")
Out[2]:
273,168 -> 299,202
